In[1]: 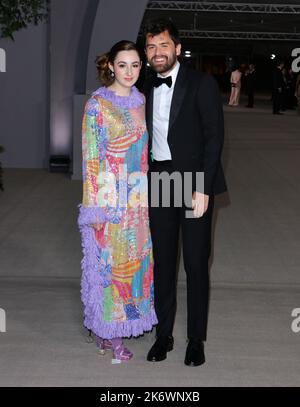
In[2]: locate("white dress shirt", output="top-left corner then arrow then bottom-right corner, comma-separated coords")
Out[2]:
152,61 -> 180,161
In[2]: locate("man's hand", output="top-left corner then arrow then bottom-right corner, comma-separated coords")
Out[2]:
191,192 -> 209,218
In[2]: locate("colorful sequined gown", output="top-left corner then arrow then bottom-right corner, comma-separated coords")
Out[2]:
78,86 -> 157,339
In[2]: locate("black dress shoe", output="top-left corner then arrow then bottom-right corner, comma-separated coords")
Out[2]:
147,336 -> 174,362
184,339 -> 205,367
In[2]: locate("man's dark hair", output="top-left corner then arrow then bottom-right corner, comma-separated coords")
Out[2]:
143,18 -> 181,46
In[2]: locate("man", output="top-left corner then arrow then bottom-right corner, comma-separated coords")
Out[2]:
143,19 -> 227,366
272,60 -> 285,115
245,63 -> 256,108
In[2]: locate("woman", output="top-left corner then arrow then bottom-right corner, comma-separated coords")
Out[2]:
78,41 -> 157,362
228,66 -> 242,106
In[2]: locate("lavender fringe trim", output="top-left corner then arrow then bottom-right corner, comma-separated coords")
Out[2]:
78,204 -> 107,226
78,204 -> 124,225
78,204 -> 158,339
92,86 -> 144,109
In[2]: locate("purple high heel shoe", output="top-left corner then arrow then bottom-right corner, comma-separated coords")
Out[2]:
95,336 -> 112,355
95,336 -> 133,361
111,338 -> 133,362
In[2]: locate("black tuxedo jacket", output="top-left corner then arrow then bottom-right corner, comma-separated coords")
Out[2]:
273,68 -> 285,91
144,64 -> 227,195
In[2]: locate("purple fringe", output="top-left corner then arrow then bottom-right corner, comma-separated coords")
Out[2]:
78,204 -> 158,339
78,204 -> 125,225
92,86 -> 144,109
78,204 -> 107,226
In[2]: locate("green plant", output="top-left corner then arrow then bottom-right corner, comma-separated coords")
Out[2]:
0,0 -> 49,40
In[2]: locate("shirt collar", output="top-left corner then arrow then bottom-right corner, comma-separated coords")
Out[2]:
157,61 -> 180,88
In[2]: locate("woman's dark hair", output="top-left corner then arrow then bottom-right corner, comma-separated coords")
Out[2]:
95,40 -> 141,86
143,18 -> 181,46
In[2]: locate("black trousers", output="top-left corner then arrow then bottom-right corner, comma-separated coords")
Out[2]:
273,90 -> 282,113
148,160 -> 214,340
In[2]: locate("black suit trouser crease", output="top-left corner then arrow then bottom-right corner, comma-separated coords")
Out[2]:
148,163 -> 214,340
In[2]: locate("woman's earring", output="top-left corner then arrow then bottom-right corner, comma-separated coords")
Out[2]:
110,70 -> 115,78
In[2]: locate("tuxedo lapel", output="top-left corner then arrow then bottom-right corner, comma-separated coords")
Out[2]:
168,65 -> 188,134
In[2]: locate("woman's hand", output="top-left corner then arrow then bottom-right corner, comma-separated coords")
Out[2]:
92,223 -> 104,231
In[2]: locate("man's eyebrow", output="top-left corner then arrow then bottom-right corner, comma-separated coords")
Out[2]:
146,41 -> 170,47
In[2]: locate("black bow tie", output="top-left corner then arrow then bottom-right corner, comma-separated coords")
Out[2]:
153,76 -> 172,88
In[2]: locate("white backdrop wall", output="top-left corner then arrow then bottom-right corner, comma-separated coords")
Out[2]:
0,0 -> 149,169
0,22 -> 49,168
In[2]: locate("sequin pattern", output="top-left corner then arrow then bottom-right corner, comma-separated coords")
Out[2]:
79,86 -> 157,338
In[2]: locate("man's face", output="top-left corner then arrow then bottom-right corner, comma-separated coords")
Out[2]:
145,30 -> 181,76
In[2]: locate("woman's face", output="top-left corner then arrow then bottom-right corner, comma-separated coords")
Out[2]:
109,50 -> 141,89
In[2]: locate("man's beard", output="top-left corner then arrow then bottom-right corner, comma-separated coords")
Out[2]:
150,53 -> 177,74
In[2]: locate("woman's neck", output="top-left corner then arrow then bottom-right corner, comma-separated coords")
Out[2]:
108,82 -> 132,97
